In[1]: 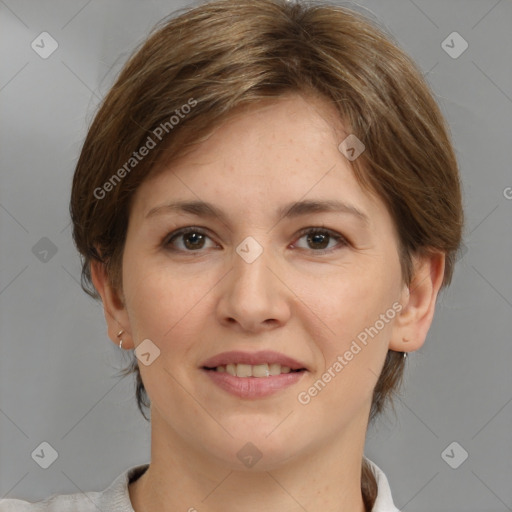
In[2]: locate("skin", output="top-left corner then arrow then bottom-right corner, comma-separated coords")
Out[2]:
92,92 -> 445,512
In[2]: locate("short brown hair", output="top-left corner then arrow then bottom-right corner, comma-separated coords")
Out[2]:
70,0 -> 463,504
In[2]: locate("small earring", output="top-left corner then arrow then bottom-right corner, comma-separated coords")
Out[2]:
403,338 -> 410,359
117,329 -> 124,349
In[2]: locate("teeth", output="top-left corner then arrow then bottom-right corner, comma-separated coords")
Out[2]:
215,363 -> 297,377
269,363 -> 281,376
236,364 -> 252,377
252,364 -> 270,377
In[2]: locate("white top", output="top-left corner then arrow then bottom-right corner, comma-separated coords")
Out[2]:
0,458 -> 399,511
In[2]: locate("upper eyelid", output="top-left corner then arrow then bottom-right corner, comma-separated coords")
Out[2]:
166,225 -> 344,239
164,226 -> 348,248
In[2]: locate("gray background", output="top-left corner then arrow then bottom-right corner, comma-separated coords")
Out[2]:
1,0 -> 511,510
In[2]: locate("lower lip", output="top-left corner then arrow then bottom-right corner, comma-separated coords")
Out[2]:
202,369 -> 307,399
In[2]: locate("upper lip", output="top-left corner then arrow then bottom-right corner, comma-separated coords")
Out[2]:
201,350 -> 308,371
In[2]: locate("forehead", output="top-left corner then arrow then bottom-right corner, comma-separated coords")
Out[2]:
131,92 -> 389,230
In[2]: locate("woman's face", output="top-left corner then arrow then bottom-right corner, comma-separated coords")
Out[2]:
114,93 -> 412,468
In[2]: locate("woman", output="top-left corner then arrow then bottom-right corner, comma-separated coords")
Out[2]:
1,0 -> 463,510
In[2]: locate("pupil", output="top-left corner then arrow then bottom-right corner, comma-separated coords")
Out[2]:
185,232 -> 204,249
308,232 -> 328,249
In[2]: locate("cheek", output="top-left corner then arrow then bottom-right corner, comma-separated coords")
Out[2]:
300,276 -> 397,413
122,254 -> 219,346
310,263 -> 396,337
302,258 -> 400,399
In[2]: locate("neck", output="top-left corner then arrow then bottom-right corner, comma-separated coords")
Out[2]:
129,411 -> 369,512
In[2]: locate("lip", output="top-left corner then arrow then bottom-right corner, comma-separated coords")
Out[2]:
200,350 -> 308,371
202,368 -> 307,399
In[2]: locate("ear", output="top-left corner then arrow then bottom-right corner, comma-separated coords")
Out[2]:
90,257 -> 133,350
390,251 -> 445,353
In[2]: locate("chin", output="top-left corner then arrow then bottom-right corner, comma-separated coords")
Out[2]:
207,426 -> 306,471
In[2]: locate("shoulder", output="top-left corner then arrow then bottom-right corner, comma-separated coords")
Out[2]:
0,464 -> 149,512
364,458 -> 401,512
0,493 -> 99,512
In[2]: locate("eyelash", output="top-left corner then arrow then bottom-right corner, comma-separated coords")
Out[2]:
163,226 -> 349,255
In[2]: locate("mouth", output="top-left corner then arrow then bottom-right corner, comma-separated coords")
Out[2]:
202,363 -> 305,377
200,350 -> 308,399
200,350 -> 308,373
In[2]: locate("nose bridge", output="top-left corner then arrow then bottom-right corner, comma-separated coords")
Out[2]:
232,234 -> 275,296
218,234 -> 290,329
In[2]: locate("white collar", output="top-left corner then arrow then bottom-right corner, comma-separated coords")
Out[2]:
364,458 -> 400,511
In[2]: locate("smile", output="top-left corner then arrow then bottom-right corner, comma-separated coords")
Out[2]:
204,363 -> 303,377
201,366 -> 307,399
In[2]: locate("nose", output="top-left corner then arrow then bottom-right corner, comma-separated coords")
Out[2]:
216,240 -> 292,333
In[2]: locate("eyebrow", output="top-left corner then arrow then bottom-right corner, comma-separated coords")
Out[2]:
145,199 -> 369,225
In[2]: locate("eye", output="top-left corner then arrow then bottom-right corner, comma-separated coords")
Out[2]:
164,227 -> 217,252
292,226 -> 348,254
163,226 -> 348,254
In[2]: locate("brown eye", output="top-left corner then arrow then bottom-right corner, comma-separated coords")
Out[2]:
163,226 -> 348,255
293,227 -> 348,253
165,227 -> 214,251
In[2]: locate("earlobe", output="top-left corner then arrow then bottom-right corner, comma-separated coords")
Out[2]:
389,251 -> 445,353
90,258 -> 132,349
